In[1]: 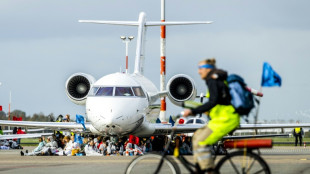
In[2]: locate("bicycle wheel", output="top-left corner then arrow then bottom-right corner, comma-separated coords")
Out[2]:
125,154 -> 180,174
215,151 -> 271,174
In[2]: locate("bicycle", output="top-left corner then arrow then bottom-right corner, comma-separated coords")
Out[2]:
125,127 -> 272,174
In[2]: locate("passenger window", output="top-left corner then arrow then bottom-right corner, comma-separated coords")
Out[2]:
96,87 -> 113,96
115,87 -> 134,96
132,87 -> 146,97
196,119 -> 205,124
186,119 -> 194,124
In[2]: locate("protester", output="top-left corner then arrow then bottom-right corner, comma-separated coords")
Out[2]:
85,140 -> 102,156
181,136 -> 192,155
41,136 -> 58,155
10,139 -> 23,149
0,140 -> 10,150
71,135 -> 80,156
21,137 -> 45,156
79,138 -> 89,156
58,136 -> 72,156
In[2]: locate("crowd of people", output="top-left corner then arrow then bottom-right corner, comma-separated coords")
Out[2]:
18,132 -> 193,157
0,127 -> 24,150
1,114 -> 194,156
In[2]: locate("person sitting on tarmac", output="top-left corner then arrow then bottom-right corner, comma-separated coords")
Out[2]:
57,136 -> 72,156
0,141 -> 10,150
70,134 -> 80,156
9,139 -> 23,149
85,140 -> 102,156
115,139 -> 124,155
98,139 -> 108,155
41,136 -> 58,155
79,138 -> 89,156
21,137 -> 45,156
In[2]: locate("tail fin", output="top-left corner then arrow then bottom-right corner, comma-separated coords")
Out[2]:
79,12 -> 212,75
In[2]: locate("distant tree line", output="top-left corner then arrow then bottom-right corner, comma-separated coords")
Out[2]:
0,109 -> 55,122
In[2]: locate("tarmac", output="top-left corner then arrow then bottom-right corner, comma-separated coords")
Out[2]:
0,146 -> 310,174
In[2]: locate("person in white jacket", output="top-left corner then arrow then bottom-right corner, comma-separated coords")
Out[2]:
41,136 -> 58,155
85,140 -> 102,156
21,137 -> 45,156
57,136 -> 72,156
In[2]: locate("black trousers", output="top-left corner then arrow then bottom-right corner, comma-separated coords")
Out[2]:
295,134 -> 302,146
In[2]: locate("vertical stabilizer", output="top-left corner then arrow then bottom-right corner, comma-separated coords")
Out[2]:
134,12 -> 147,74
79,12 -> 212,75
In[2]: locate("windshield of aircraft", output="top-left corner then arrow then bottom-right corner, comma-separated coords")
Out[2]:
115,87 -> 134,96
132,87 -> 146,97
90,86 -> 146,97
95,87 -> 113,96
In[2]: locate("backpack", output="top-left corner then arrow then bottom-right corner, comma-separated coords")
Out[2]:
227,74 -> 254,116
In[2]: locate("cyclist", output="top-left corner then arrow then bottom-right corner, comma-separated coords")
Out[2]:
183,58 -> 240,173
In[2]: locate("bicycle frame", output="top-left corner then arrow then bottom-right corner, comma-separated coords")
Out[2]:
154,130 -> 271,174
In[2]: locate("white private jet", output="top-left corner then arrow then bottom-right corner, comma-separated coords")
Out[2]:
1,12 -> 310,140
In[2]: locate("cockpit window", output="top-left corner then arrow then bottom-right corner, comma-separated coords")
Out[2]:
90,87 -> 99,96
132,87 -> 146,97
96,87 -> 114,96
115,87 -> 134,96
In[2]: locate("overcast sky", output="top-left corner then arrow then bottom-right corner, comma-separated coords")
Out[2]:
0,0 -> 310,122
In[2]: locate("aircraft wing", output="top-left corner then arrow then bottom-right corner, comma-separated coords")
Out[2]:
239,123 -> 310,129
0,133 -> 53,140
3,128 -> 46,134
144,123 -> 310,136
0,120 -> 91,131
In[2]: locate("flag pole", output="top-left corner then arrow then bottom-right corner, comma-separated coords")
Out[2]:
254,87 -> 262,125
8,91 -> 11,121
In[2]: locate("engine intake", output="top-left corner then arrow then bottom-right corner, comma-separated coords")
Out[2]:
166,74 -> 197,106
65,73 -> 96,105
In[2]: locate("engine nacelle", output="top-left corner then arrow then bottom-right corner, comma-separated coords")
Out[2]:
166,74 -> 197,106
65,73 -> 96,105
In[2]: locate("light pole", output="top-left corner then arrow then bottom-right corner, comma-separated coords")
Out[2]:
120,36 -> 134,73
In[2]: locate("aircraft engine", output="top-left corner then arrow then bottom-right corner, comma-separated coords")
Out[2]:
65,73 -> 96,105
166,74 -> 197,106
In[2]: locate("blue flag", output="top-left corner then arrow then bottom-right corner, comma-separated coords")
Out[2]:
76,114 -> 86,130
156,118 -> 161,124
74,134 -> 83,145
261,62 -> 282,87
169,116 -> 175,127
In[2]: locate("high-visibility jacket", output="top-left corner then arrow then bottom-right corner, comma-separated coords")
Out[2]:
295,128 -> 301,134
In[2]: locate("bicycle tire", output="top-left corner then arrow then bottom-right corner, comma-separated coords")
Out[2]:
215,151 -> 271,174
125,154 -> 180,174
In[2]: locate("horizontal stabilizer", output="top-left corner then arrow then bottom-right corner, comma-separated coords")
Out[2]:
79,20 -> 213,27
79,20 -> 139,26
146,21 -> 213,26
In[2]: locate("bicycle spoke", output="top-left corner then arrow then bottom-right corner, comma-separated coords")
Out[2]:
216,151 -> 270,174
252,168 -> 266,174
245,157 -> 256,173
228,157 -> 241,174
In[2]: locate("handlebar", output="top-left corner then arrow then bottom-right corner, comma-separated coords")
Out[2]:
245,87 -> 263,97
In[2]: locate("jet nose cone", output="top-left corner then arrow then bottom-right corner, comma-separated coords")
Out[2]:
103,116 -> 114,125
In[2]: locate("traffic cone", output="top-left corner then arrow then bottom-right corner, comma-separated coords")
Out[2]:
126,150 -> 129,156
